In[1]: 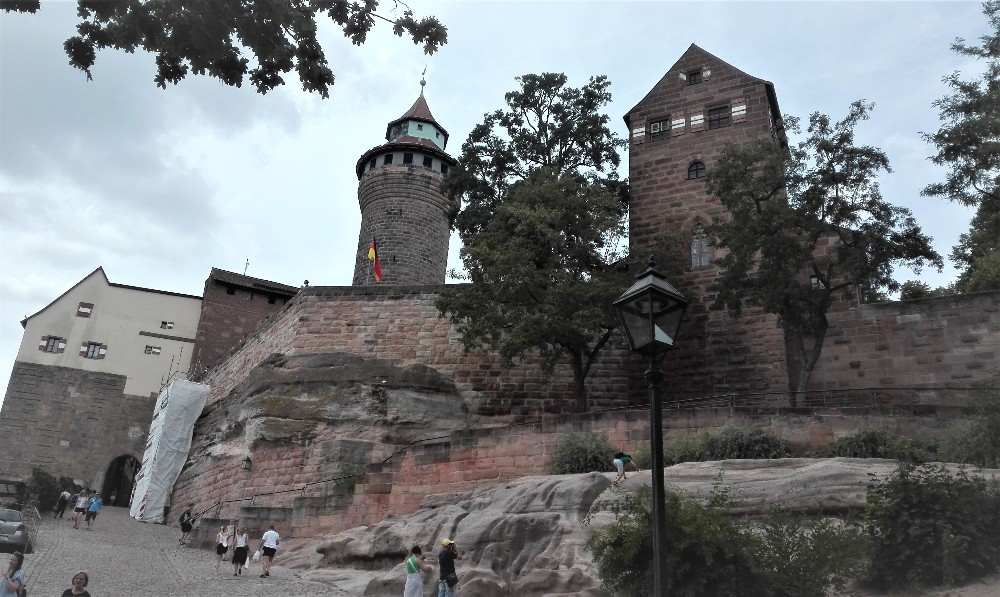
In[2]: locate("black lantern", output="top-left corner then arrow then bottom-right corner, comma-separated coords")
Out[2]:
613,260 -> 689,357
241,456 -> 252,471
612,258 -> 688,597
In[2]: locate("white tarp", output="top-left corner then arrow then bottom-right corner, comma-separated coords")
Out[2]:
129,379 -> 209,522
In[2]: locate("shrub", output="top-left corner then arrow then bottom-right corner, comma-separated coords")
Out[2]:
586,483 -> 867,596
663,434 -> 708,466
23,468 -> 65,511
549,432 -> 615,475
939,384 -> 1000,468
702,427 -> 795,461
864,463 -> 1000,590
811,429 -> 933,463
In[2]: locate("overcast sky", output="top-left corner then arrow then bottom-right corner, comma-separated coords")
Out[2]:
0,1 -> 987,408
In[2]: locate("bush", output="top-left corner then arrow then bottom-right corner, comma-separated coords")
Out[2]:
659,428 -> 795,466
811,429 -> 934,463
549,432 -> 615,475
23,468 -> 75,512
939,384 -> 1000,468
585,483 -> 867,596
864,463 -> 1000,590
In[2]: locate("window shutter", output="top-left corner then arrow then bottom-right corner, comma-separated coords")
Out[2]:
631,125 -> 646,145
690,111 -> 705,132
671,113 -> 686,137
732,98 -> 748,123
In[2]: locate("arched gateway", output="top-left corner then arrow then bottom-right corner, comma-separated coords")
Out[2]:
101,454 -> 139,507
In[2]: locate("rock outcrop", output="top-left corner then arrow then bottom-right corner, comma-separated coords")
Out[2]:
276,458 -> 999,596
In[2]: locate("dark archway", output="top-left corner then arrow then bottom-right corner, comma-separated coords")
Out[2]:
101,455 -> 139,507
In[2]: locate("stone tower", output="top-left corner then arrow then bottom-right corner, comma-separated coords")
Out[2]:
352,88 -> 458,286
622,44 -> 791,397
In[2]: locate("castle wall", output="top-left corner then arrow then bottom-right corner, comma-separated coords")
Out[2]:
203,285 -> 631,415
0,362 -> 149,486
809,290 -> 1000,401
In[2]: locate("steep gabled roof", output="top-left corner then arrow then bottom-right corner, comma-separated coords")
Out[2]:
20,267 -> 202,328
624,43 -> 782,129
385,94 -> 450,143
208,268 -> 299,295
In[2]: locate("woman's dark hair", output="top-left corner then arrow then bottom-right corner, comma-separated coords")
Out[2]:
411,545 -> 422,555
614,451 -> 626,459
10,551 -> 23,571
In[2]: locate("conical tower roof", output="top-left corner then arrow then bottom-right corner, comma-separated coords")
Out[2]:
385,94 -> 450,145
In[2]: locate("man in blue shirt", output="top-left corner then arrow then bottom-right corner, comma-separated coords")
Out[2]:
86,493 -> 103,530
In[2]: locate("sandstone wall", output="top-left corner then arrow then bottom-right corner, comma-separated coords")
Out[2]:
0,362 -> 149,486
203,285 -> 632,415
809,290 -> 1000,402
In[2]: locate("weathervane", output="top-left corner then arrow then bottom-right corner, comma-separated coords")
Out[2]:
420,66 -> 427,96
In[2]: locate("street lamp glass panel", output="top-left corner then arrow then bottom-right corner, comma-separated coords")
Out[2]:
613,265 -> 689,355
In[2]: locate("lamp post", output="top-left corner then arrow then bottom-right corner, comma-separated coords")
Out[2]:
613,258 -> 689,597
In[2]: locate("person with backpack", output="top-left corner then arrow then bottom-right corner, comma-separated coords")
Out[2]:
178,503 -> 195,545
612,451 -> 636,486
0,551 -> 24,597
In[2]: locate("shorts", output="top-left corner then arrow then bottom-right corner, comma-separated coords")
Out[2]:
216,543 -> 227,555
262,546 -> 276,558
613,458 -> 624,475
233,545 -> 249,565
74,507 -> 86,513
85,511 -> 98,521
181,522 -> 192,533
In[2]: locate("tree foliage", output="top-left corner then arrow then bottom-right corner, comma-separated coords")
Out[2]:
898,280 -> 953,300
924,2 -> 1000,292
2,0 -> 447,97
436,73 -> 632,412
705,101 -> 942,399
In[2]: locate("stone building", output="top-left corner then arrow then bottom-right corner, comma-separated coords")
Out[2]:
0,267 -> 201,501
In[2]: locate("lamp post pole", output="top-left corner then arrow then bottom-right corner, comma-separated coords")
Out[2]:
646,362 -> 668,596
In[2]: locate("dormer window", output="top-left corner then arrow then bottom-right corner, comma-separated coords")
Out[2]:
687,70 -> 703,85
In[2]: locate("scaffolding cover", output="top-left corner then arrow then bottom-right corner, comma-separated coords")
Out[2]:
129,379 -> 209,522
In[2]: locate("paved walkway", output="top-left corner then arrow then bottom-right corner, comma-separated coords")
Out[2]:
22,507 -> 353,596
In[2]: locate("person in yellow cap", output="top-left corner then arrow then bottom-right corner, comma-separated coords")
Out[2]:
437,538 -> 462,596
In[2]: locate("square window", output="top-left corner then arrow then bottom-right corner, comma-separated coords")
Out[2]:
708,106 -> 731,130
649,119 -> 670,142
687,70 -> 703,85
144,345 -> 161,355
40,336 -> 65,353
267,296 -> 276,304
440,163 -> 449,175
77,302 -> 94,318
403,153 -> 413,165
160,321 -> 174,329
383,154 -> 393,166
83,342 -> 104,359
226,286 -> 236,295
423,156 -> 433,168
368,159 -> 376,171
416,124 -> 423,130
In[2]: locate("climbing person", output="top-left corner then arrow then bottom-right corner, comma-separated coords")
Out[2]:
612,451 -> 636,485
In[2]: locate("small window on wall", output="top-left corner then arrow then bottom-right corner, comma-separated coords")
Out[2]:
39,336 -> 65,353
82,342 -> 106,359
160,321 -> 174,329
687,70 -> 703,85
368,159 -> 376,171
77,302 -> 94,317
708,106 -> 731,130
423,156 -> 433,168
687,161 -> 706,180
649,119 -> 670,142
441,163 -> 449,175
383,154 -> 393,166
811,275 -> 827,290
144,346 -> 161,355
403,153 -> 413,165
267,296 -> 277,304
690,224 -> 712,270
416,123 -> 424,131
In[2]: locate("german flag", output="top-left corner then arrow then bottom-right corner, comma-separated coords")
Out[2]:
367,238 -> 382,283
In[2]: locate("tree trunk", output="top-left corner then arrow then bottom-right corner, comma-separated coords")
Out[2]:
790,321 -> 829,407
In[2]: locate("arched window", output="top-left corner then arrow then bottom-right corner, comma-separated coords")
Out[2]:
690,223 -> 712,269
687,161 -> 706,180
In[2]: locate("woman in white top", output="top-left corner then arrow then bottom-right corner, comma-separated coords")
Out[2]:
72,491 -> 89,529
231,527 -> 249,576
213,526 -> 229,573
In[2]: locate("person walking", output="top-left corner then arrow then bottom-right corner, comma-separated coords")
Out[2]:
85,492 -> 102,530
61,570 -> 91,596
0,552 -> 25,597
213,526 -> 229,573
612,451 -> 636,486
258,524 -> 280,578
403,545 -> 430,597
178,503 -> 195,545
54,489 -> 71,519
72,490 -> 89,529
232,527 -> 249,576
437,539 -> 462,597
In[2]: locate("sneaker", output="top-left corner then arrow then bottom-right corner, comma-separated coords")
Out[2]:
260,574 -> 267,578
